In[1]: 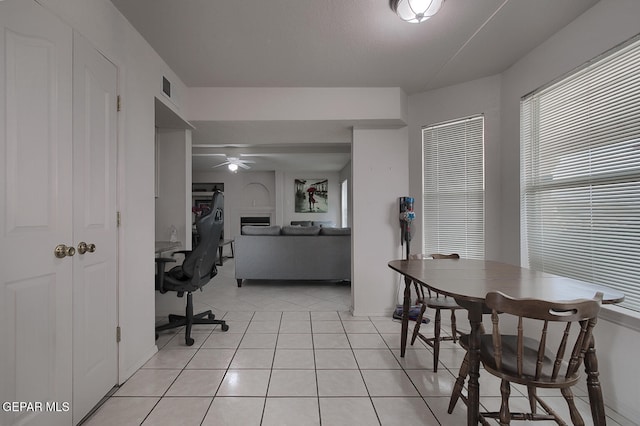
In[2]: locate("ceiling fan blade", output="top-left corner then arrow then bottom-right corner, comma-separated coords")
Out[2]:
238,159 -> 255,164
237,162 -> 252,169
211,161 -> 231,169
240,153 -> 280,157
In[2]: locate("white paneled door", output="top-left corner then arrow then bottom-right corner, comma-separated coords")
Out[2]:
0,1 -> 73,425
0,2 -> 118,425
72,32 -> 118,424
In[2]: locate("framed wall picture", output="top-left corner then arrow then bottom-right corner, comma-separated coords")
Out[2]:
294,178 -> 328,213
193,198 -> 212,218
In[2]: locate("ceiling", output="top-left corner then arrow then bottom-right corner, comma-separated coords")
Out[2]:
114,0 -> 599,172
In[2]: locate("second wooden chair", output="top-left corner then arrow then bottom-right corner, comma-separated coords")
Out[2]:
410,253 -> 462,372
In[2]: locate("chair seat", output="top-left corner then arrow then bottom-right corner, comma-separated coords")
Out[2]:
424,296 -> 461,310
158,265 -> 202,293
460,334 -> 578,387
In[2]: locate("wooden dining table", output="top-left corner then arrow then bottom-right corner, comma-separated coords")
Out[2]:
388,258 -> 624,426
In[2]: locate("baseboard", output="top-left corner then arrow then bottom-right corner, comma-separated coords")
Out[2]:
604,398 -> 639,426
351,307 -> 395,317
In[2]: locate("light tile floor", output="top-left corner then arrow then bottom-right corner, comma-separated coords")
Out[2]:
83,261 -> 634,426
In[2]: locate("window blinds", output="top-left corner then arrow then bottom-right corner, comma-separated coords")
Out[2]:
521,36 -> 640,312
423,116 -> 484,259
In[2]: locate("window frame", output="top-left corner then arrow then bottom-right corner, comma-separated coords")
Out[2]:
421,115 -> 485,259
520,35 -> 640,312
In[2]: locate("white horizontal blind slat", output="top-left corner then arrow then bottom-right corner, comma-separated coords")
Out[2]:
423,116 -> 484,259
521,36 -> 640,312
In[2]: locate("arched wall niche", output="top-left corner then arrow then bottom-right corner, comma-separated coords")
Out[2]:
242,182 -> 271,207
238,182 -> 274,232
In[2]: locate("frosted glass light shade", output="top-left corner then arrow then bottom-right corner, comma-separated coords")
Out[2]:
390,0 -> 445,23
228,163 -> 238,172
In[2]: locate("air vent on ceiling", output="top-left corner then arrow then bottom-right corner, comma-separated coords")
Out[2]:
162,76 -> 171,98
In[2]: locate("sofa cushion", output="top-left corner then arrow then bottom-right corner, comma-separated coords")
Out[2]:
242,225 -> 281,235
312,221 -> 335,227
281,225 -> 321,235
290,220 -> 312,227
320,227 -> 351,236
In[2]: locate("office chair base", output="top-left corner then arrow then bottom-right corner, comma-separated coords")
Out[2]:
155,292 -> 229,346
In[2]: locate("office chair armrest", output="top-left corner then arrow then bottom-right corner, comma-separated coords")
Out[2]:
155,257 -> 177,293
171,250 -> 191,257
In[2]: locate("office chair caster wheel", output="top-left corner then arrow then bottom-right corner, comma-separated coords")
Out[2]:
185,337 -> 195,346
207,313 -> 215,320
221,324 -> 229,332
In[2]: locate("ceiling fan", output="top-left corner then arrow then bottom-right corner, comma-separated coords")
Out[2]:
211,156 -> 255,171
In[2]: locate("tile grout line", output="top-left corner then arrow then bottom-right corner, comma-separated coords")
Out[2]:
311,311 -> 322,426
373,316 -> 444,425
258,311 -> 283,426
139,322 -> 216,425
200,310 -> 254,425
343,315 -> 383,426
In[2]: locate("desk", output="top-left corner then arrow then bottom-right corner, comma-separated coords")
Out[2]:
388,259 -> 624,426
155,241 -> 181,256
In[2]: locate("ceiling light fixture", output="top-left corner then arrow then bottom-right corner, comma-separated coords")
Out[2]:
389,0 -> 444,23
228,163 -> 238,172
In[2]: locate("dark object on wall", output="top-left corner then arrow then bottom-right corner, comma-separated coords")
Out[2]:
162,76 -> 171,97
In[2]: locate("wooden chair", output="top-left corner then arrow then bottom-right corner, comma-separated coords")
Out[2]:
409,253 -> 462,372
451,291 -> 602,425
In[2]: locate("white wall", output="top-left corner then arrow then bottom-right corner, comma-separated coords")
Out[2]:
186,87 -> 407,123
498,0 -> 640,420
351,128 -> 409,316
408,74 -> 502,260
155,129 -> 192,249
38,0 -> 189,383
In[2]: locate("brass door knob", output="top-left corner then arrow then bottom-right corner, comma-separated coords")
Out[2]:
77,242 -> 96,254
54,244 -> 76,258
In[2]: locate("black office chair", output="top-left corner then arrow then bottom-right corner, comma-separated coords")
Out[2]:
155,190 -> 229,346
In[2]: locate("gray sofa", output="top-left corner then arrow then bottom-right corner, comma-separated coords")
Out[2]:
234,225 -> 351,287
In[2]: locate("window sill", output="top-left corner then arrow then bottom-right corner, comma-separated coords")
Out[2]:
599,304 -> 640,333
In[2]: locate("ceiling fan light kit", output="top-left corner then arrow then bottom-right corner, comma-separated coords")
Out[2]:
389,0 -> 445,23
210,156 -> 254,172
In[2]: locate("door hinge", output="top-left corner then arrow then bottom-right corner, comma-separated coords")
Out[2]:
116,326 -> 121,343
117,95 -> 121,112
116,211 -> 121,227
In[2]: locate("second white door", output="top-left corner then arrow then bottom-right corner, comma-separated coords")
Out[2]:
72,32 -> 119,424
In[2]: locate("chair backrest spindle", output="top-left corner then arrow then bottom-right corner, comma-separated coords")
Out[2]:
517,316 -> 524,377
491,310 -> 502,370
485,291 -> 602,385
551,322 -> 572,380
535,320 -> 548,380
